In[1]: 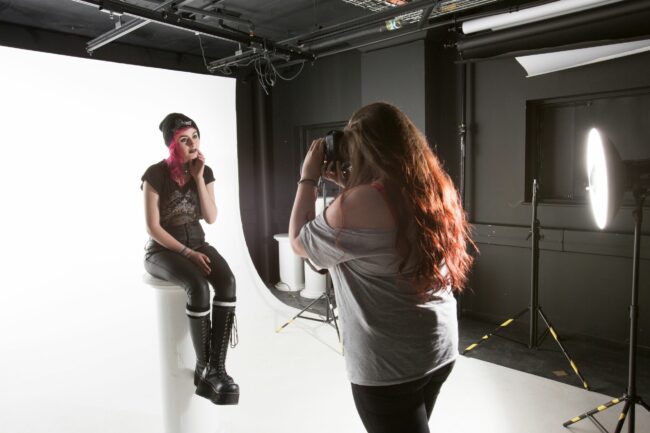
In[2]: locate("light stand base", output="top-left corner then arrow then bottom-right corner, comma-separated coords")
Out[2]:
564,394 -> 650,433
275,288 -> 342,352
462,306 -> 590,390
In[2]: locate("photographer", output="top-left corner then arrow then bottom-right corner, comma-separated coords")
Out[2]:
289,102 -> 474,433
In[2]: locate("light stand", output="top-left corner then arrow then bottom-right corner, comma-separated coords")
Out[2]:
564,129 -> 650,433
275,181 -> 342,346
463,179 -> 590,390
274,270 -> 341,343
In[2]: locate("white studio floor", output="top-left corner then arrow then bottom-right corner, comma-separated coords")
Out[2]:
219,310 -> 650,433
2,262 -> 649,433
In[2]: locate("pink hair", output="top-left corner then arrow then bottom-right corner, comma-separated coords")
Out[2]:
165,127 -> 192,186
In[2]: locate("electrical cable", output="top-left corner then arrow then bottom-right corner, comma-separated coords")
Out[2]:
270,60 -> 305,81
196,33 -> 214,73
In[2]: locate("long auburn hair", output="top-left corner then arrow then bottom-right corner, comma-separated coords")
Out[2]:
165,127 -> 192,186
343,102 -> 474,295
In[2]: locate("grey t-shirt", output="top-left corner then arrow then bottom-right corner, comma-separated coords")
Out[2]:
300,212 -> 458,386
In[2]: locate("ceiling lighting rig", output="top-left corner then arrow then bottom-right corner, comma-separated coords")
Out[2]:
73,0 -> 502,89
72,0 -> 313,62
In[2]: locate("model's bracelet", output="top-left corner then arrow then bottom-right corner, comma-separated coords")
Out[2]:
297,178 -> 318,187
179,246 -> 188,256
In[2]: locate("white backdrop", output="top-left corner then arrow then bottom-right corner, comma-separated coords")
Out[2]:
0,45 -> 347,433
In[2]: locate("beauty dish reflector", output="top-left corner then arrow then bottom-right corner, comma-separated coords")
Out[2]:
586,128 -> 624,229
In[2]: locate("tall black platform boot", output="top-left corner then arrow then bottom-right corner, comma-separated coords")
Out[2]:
187,308 -> 211,386
195,302 -> 239,405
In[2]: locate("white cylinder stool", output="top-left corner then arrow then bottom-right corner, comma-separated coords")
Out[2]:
144,273 -> 221,433
299,196 -> 334,299
301,262 -> 328,299
273,233 -> 304,292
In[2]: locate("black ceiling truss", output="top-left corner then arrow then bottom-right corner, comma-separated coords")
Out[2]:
74,0 -> 313,64
72,0 -> 507,77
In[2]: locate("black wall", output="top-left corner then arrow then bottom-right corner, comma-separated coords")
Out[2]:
260,51 -> 363,284
251,40 -> 433,285
463,52 -> 650,348
241,40 -> 650,349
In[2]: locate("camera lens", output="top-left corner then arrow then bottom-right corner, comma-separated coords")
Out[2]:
325,130 -> 345,163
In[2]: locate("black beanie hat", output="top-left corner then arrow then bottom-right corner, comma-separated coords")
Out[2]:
159,113 -> 200,147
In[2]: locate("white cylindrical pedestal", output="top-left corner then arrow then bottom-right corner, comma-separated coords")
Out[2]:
315,195 -> 335,216
273,233 -> 304,291
144,273 -> 220,433
301,262 -> 328,299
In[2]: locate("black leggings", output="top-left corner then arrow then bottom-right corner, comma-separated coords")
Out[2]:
144,222 -> 236,311
351,362 -> 454,433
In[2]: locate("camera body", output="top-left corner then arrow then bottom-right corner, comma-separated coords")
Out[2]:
324,130 -> 351,179
325,130 -> 346,163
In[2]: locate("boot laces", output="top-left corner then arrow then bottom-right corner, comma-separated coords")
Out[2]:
229,313 -> 239,348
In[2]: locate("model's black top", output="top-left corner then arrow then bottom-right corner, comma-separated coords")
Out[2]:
141,160 -> 215,228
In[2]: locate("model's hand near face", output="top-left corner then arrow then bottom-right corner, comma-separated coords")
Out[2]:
190,150 -> 205,179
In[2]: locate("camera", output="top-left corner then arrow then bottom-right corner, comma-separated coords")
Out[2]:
324,130 -> 351,180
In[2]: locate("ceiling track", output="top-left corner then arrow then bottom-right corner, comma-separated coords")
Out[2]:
74,0 -> 313,61
210,0 -> 501,72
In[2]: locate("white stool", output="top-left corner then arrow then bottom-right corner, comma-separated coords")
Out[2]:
273,233 -> 304,292
143,273 -> 221,433
301,262 -> 328,299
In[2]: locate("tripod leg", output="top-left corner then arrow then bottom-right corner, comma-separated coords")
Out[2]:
325,292 -> 341,341
324,292 -> 343,354
537,308 -> 589,390
563,397 -> 624,427
613,398 -> 631,433
462,308 -> 528,355
586,414 -> 612,433
275,294 -> 327,333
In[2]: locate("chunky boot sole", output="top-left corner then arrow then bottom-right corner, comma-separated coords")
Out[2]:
195,381 -> 240,405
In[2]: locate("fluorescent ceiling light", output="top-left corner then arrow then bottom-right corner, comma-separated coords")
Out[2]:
462,0 -> 622,34
515,38 -> 650,77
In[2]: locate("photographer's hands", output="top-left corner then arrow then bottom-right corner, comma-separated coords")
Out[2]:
323,160 -> 347,188
302,138 -> 325,180
289,138 -> 324,257
303,138 -> 347,188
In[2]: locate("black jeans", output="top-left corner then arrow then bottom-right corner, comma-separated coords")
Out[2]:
144,222 -> 236,311
351,362 -> 455,433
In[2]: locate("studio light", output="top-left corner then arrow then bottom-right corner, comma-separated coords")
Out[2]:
585,128 -> 650,229
586,128 -> 620,229
565,128 -> 650,432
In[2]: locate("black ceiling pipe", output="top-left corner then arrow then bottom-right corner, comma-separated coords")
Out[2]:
457,0 -> 650,60
304,20 -> 412,52
75,0 -> 312,60
282,0 -> 444,45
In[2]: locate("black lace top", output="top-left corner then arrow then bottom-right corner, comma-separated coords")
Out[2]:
141,160 -> 215,228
